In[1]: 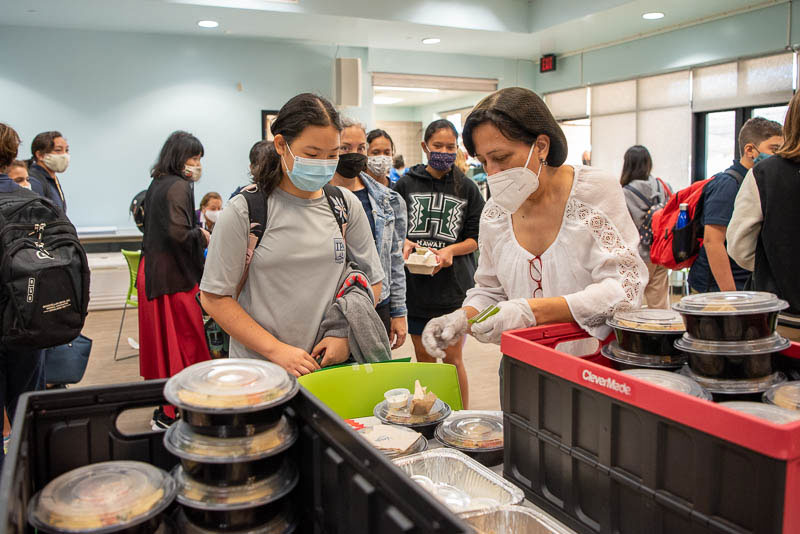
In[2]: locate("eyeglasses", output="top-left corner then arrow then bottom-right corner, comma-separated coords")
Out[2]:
528,256 -> 543,299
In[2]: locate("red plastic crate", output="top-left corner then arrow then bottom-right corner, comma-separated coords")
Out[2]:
501,322 -> 800,534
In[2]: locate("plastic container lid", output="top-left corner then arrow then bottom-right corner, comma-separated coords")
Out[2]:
720,402 -> 800,424
675,333 -> 790,355
164,417 -> 297,463
173,458 -> 298,511
173,504 -> 296,534
164,360 -> 298,413
672,291 -> 788,315
763,381 -> 800,411
680,366 -> 786,394
28,461 -> 176,534
434,413 -> 503,451
607,308 -> 685,333
621,369 -> 711,400
374,399 -> 451,427
601,343 -> 686,368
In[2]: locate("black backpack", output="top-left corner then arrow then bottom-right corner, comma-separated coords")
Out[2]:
130,190 -> 147,234
625,177 -> 672,247
0,189 -> 90,349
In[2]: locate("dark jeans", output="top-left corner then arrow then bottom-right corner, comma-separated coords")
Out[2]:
376,299 -> 392,338
0,346 -> 46,470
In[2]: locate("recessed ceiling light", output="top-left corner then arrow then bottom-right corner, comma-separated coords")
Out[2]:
421,38 -> 441,45
26,9 -> 38,13
374,86 -> 441,93
374,96 -> 404,105
197,20 -> 219,28
642,12 -> 664,20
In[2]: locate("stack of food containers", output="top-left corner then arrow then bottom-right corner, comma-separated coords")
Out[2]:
164,360 -> 300,534
605,309 -> 688,371
673,291 -> 791,402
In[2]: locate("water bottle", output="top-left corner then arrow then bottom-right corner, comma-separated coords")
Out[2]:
676,203 -> 689,230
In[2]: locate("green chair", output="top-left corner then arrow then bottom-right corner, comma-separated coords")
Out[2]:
114,249 -> 141,361
298,361 -> 463,419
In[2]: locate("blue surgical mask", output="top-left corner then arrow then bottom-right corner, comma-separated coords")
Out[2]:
282,145 -> 338,192
754,152 -> 772,165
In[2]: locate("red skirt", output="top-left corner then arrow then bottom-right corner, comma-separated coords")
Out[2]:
137,257 -> 210,388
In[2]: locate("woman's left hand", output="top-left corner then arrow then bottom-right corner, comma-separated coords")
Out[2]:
311,337 -> 350,367
431,247 -> 454,275
471,299 -> 536,344
390,316 -> 408,349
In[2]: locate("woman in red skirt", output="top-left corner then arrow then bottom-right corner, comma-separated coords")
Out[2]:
138,131 -> 211,429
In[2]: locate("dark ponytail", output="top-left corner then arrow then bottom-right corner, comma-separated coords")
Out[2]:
28,131 -> 63,167
253,93 -> 341,196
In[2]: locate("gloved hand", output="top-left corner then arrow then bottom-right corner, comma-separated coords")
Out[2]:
421,309 -> 468,359
471,299 -> 536,344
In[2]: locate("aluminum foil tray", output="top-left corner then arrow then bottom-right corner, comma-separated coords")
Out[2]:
392,449 -> 523,513
461,505 -> 575,534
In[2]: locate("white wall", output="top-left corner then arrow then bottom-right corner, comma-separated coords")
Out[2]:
0,26 -> 362,229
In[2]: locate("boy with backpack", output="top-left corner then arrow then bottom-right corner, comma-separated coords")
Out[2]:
688,117 -> 783,293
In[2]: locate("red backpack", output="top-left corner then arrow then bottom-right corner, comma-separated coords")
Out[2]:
649,179 -> 712,269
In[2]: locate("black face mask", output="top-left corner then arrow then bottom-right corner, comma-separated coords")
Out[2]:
336,152 -> 368,179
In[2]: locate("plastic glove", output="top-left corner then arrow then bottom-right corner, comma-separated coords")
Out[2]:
471,299 -> 536,345
421,309 -> 468,359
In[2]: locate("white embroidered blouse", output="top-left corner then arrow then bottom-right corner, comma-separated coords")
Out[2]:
463,165 -> 648,343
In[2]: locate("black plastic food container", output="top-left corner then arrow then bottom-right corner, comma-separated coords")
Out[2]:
681,365 -> 787,401
607,308 -> 686,356
164,417 -> 297,487
164,360 -> 299,438
675,334 -> 790,380
673,291 -> 788,342
173,459 -> 298,532
434,412 -> 504,467
601,342 -> 686,371
373,399 -> 452,439
173,502 -> 296,534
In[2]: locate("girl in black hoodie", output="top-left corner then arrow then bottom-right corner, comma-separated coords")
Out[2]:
394,119 -> 485,408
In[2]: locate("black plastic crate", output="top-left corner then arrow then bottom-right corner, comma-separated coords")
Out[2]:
501,323 -> 800,534
0,380 -> 470,534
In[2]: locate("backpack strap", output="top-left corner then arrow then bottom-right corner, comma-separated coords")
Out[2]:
322,184 -> 349,239
235,184 -> 268,297
726,167 -> 745,185
655,177 -> 672,199
624,184 -> 653,207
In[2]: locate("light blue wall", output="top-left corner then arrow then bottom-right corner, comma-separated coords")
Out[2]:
0,26 -> 353,230
536,3 -> 793,93
374,106 -> 418,122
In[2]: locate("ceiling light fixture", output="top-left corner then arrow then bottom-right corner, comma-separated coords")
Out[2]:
421,38 -> 441,45
197,20 -> 219,28
374,96 -> 404,105
374,86 -> 441,93
642,12 -> 664,20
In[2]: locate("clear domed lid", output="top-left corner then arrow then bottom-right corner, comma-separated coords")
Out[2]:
373,399 -> 451,427
601,343 -> 685,368
763,381 -> 800,411
435,413 -> 503,451
621,369 -> 711,400
164,417 -> 297,463
173,458 -> 298,511
173,503 -> 295,534
28,461 -> 176,534
681,366 -> 786,394
607,308 -> 685,332
675,333 -> 790,355
721,401 -> 800,424
164,359 -> 298,413
673,291 -> 788,315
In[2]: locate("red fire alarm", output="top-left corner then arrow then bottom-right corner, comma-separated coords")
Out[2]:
540,54 -> 557,73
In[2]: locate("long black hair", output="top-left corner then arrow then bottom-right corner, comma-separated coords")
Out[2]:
28,130 -> 63,167
620,145 -> 652,186
424,119 -> 459,143
151,131 -> 204,179
253,93 -> 341,196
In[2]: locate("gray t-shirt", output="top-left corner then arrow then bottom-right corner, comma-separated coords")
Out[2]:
200,186 -> 384,359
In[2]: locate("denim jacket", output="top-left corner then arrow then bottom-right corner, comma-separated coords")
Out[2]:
360,172 -> 408,317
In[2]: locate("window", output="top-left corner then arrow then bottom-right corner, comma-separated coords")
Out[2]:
703,111 -> 736,179
752,105 -> 788,125
559,119 -> 591,167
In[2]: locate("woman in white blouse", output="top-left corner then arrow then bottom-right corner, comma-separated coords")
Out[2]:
422,87 -> 648,357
